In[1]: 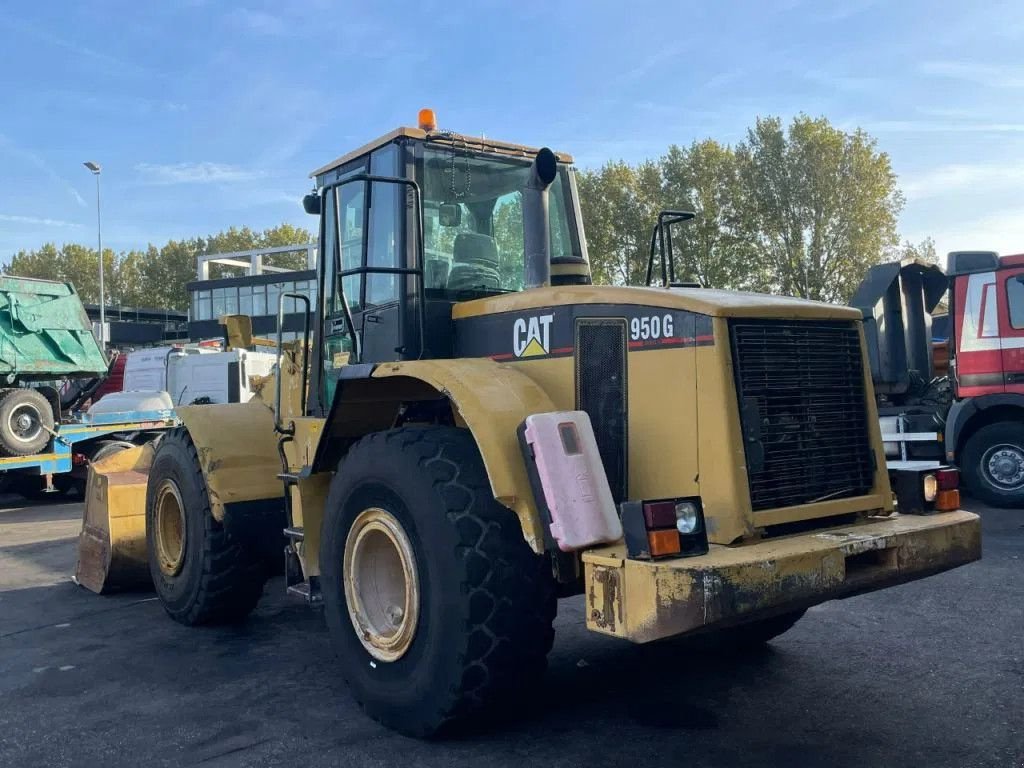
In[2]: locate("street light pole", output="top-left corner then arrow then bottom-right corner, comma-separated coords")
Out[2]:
83,161 -> 104,346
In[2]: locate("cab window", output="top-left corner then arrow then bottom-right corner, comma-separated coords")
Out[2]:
1008,274 -> 1024,329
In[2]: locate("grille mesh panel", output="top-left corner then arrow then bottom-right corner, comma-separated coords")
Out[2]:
576,319 -> 628,503
731,320 -> 874,511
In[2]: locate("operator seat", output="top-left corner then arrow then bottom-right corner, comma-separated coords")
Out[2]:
446,233 -> 501,291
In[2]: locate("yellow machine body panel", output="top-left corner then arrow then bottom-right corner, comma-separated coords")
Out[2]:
368,359 -> 558,552
583,509 -> 980,643
175,401 -> 283,523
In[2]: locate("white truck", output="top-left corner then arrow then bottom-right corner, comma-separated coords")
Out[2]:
118,346 -> 276,406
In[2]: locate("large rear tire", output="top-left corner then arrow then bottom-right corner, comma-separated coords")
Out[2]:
320,427 -> 556,737
145,428 -> 268,625
961,421 -> 1024,508
0,388 -> 54,456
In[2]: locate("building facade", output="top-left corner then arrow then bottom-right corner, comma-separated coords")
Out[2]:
186,244 -> 317,342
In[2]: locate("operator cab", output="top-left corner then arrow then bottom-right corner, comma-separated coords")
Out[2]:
302,110 -> 591,411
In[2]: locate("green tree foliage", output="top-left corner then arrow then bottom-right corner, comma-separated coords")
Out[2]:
578,115 -> 907,302
5,223 -> 314,310
661,140 -> 761,290
577,160 -> 662,285
736,116 -> 902,302
894,236 -> 937,263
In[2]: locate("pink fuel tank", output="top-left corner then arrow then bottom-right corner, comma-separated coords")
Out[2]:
520,411 -> 622,552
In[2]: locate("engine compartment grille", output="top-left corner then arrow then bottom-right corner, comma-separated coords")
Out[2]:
575,319 -> 628,503
730,320 -> 875,511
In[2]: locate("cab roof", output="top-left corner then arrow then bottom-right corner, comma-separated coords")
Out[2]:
309,126 -> 573,179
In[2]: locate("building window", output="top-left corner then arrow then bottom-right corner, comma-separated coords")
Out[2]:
266,283 -> 281,317
239,285 -> 253,315
253,285 -> 267,316
212,287 -> 226,318
193,290 -> 212,321
224,286 -> 238,315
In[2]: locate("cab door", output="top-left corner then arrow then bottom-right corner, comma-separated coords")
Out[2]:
953,270 -> 1005,396
318,171 -> 365,410
998,265 -> 1024,393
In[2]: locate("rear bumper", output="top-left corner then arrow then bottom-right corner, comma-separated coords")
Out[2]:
582,510 -> 981,643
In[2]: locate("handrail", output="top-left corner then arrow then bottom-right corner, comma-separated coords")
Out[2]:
645,210 -> 696,287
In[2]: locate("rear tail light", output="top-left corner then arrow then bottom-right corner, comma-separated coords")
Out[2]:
891,466 -> 962,515
622,498 -> 709,560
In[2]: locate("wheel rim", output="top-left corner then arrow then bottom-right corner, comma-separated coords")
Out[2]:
154,479 -> 187,577
8,402 -> 42,444
343,507 -> 420,662
982,442 -> 1024,490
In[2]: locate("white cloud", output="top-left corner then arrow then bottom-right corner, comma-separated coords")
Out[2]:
919,60 -> 1024,88
0,214 -> 79,228
901,162 -> 1024,201
135,162 -> 264,185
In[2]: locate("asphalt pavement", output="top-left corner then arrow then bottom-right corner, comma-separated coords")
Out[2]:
0,494 -> 1020,768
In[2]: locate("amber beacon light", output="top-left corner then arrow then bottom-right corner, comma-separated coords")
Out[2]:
418,108 -> 437,132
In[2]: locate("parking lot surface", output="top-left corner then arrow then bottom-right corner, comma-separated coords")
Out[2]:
1,495 -> 1021,767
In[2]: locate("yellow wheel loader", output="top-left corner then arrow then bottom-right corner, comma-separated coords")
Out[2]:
79,110 -> 981,737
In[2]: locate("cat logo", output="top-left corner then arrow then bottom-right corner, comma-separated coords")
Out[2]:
513,313 -> 554,358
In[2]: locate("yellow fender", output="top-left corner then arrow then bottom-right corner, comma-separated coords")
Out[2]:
175,399 -> 284,522
371,359 -> 556,553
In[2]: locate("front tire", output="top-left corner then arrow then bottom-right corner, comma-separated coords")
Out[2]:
961,421 -> 1024,508
145,428 -> 268,625
321,427 -> 556,737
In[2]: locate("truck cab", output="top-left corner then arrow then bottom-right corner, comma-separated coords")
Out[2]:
946,250 -> 1024,503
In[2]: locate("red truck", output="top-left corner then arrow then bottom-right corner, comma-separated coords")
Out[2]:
853,250 -> 1024,507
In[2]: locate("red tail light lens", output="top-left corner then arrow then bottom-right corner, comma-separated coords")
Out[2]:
642,501 -> 676,529
936,468 -> 959,490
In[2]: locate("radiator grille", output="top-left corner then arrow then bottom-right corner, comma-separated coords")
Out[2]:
575,319 -> 628,503
731,320 -> 874,511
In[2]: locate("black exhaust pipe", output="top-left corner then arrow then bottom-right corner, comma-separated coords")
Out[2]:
523,147 -> 558,290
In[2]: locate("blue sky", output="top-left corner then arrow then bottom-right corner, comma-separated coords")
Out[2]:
2,0 -> 1024,265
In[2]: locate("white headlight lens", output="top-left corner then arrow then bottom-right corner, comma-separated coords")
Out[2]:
923,474 -> 938,502
675,501 -> 699,534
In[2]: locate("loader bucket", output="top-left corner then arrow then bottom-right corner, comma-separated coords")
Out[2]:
75,444 -> 155,594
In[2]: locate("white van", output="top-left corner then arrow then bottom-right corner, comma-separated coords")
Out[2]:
121,347 -> 276,405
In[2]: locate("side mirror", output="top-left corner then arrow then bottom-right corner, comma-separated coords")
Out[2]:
439,203 -> 461,227
302,193 -> 321,216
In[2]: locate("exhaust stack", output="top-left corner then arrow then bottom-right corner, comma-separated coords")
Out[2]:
523,147 -> 558,290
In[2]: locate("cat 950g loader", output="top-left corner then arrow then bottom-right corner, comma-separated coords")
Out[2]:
80,110 -> 981,737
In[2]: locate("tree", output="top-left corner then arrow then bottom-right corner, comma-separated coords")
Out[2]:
577,160 -> 662,285
6,243 -> 117,305
3,223 -> 315,312
893,236 -> 937,263
735,115 -> 903,302
661,140 -> 761,290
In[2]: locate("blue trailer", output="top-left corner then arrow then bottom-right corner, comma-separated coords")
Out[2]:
0,407 -> 179,498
